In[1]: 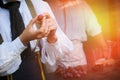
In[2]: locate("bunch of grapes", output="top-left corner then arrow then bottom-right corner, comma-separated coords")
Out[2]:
55,66 -> 86,79
92,64 -> 104,72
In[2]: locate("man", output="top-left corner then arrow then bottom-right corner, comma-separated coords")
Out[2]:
44,0 -> 108,80
0,0 -> 73,80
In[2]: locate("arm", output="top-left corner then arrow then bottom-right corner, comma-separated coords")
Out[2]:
83,1 -> 108,59
0,37 -> 26,76
33,1 -> 74,72
92,33 -> 108,59
93,33 -> 107,49
0,16 -> 48,76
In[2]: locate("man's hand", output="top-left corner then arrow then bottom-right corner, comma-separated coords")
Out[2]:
39,13 -> 57,43
19,13 -> 58,46
19,16 -> 49,45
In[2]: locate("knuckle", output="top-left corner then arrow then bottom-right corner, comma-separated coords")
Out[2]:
30,19 -> 34,23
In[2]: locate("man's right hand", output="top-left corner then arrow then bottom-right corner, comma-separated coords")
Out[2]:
19,15 -> 48,46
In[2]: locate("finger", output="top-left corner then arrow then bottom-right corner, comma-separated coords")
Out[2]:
36,15 -> 44,28
38,15 -> 44,21
36,27 -> 48,36
36,34 -> 43,39
36,16 -> 46,29
45,27 -> 50,37
46,18 -> 57,28
41,16 -> 46,27
35,29 -> 45,39
38,16 -> 46,32
42,13 -> 51,19
44,22 -> 49,34
29,16 -> 38,26
36,31 -> 48,39
47,20 -> 56,30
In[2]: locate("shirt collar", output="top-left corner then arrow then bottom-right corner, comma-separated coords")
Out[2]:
2,0 -> 22,4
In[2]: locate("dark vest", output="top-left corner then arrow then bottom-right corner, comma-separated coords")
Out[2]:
0,37 -> 42,80
0,1 -> 42,80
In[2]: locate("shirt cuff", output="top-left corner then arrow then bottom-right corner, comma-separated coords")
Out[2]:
11,37 -> 27,55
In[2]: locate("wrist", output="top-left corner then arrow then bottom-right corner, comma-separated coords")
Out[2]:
19,35 -> 29,46
47,34 -> 57,43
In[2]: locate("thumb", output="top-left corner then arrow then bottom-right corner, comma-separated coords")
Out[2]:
38,15 -> 44,21
43,13 -> 50,19
41,16 -> 46,27
29,16 -> 38,26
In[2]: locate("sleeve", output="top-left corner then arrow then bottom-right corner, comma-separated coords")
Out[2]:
0,37 -> 26,76
83,1 -> 102,36
32,1 -> 73,67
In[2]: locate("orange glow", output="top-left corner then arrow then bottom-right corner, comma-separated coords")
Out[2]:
85,0 -> 120,60
86,0 -> 120,41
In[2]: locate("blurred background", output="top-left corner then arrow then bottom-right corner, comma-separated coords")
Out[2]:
86,0 -> 120,41
43,0 -> 120,79
84,0 -> 120,64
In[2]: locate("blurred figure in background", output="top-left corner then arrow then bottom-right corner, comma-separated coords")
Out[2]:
44,0 -> 108,80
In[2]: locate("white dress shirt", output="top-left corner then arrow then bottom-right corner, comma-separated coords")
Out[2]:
45,0 -> 102,70
0,0 -> 73,75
